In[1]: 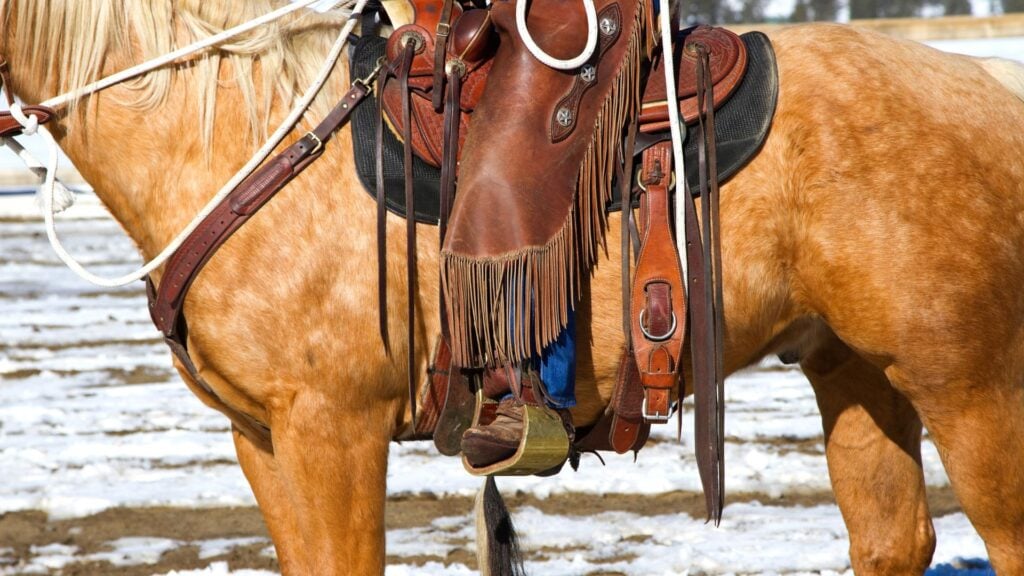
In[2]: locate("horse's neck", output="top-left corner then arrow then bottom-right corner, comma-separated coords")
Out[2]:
46,61 -> 356,262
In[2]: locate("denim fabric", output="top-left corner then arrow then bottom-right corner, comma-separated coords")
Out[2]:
538,309 -> 576,408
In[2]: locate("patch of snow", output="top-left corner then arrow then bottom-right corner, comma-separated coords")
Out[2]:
155,561 -> 279,576
84,537 -> 182,566
197,537 -> 271,560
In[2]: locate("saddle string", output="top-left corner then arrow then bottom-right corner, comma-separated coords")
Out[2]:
400,41 -> 420,427
438,59 -> 464,344
693,43 -> 725,524
376,59 -> 392,352
619,120 -> 638,346
3,0 -> 365,287
515,0 -> 598,69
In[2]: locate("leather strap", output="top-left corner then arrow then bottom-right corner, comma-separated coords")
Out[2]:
431,0 -> 456,111
146,78 -> 374,442
629,141 -> 686,422
399,42 -> 420,428
691,44 -> 725,523
608,347 -> 649,453
696,44 -> 729,520
150,80 -> 373,336
0,105 -> 56,138
377,62 -> 392,351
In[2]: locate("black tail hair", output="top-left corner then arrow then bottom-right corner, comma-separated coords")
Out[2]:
481,476 -> 526,576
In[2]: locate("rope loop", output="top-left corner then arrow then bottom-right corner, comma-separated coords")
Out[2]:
515,0 -> 598,70
9,102 -> 39,135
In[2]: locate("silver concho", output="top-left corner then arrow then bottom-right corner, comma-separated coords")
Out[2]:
599,17 -> 617,36
556,107 -> 574,127
580,64 -> 597,83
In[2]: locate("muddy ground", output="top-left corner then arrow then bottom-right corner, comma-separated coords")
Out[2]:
0,487 -> 963,575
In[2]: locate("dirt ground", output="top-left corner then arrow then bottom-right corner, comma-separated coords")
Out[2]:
0,488 -> 963,575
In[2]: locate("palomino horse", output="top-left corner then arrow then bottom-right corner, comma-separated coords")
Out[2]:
3,0 -> 1024,573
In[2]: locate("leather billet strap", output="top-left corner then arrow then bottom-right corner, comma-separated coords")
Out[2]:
629,141 -> 686,423
146,75 -> 378,442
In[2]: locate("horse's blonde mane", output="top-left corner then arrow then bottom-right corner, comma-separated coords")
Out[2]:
2,0 -> 353,147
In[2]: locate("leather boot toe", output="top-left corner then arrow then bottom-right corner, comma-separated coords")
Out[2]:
461,399 -> 524,467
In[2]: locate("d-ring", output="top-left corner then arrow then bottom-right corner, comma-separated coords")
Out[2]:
638,309 -> 676,341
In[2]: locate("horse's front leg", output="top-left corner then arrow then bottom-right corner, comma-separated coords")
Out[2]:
802,331 -> 935,575
260,383 -> 400,574
232,426 -> 306,573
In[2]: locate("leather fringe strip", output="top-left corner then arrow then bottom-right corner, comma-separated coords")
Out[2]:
441,0 -> 650,367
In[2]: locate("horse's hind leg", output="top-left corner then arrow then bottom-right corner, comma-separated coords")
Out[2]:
891,366 -> 1024,574
801,333 -> 935,575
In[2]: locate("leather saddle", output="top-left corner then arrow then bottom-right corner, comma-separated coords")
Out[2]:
379,20 -> 749,167
379,3 -> 496,167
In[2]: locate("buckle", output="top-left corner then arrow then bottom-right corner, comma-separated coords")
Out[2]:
641,396 -> 673,423
436,22 -> 451,37
304,132 -> 323,155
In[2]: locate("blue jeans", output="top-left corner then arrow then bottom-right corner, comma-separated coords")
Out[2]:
537,308 -> 576,408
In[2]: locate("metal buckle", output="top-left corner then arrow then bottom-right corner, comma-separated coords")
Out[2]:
642,396 -> 673,423
638,309 -> 676,342
304,132 -> 323,155
635,168 -> 676,192
436,22 -> 451,37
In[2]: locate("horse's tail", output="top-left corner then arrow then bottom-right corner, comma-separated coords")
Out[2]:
475,477 -> 526,576
978,57 -> 1024,102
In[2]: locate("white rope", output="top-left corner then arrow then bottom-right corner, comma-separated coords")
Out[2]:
8,102 -> 38,135
516,0 -> 598,70
26,0 -> 367,287
0,135 -> 77,211
659,0 -> 688,288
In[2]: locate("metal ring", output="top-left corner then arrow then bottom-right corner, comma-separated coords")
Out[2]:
635,168 -> 676,192
638,308 -> 676,342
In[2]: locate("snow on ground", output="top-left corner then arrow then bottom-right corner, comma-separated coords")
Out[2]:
2,34 -> 1018,576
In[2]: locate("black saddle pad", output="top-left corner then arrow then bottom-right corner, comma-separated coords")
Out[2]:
611,30 -> 779,210
350,31 -> 778,221
350,34 -> 442,224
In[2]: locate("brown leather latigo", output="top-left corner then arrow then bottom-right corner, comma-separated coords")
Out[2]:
381,6 -> 495,167
629,141 -> 685,421
638,26 -> 746,132
441,0 -> 649,367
